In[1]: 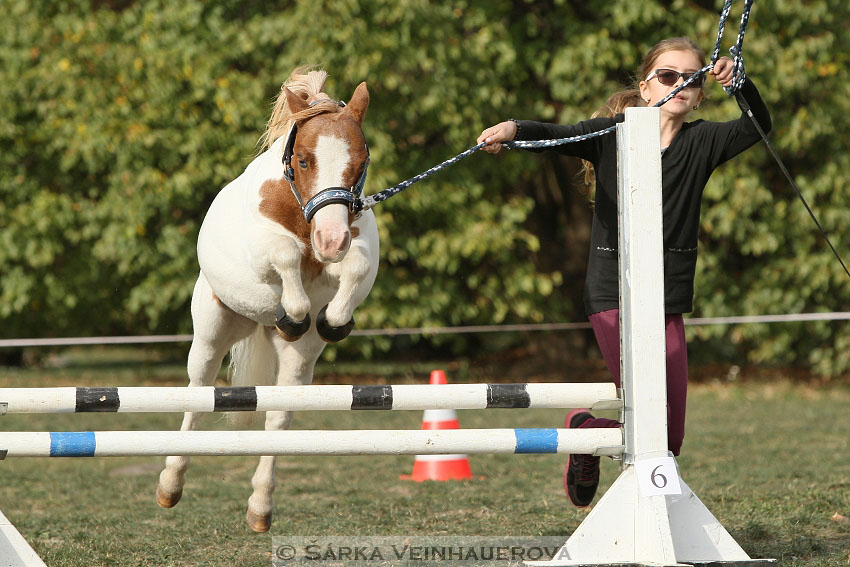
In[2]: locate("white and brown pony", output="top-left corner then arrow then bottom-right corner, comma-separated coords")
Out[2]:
156,67 -> 379,532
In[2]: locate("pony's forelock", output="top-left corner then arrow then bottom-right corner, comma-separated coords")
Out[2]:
259,65 -> 342,151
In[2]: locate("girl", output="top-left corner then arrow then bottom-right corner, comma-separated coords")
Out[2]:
477,37 -> 771,507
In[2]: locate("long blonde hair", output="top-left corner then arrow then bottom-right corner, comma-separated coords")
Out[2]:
581,37 -> 707,191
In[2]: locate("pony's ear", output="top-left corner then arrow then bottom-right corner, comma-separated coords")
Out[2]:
283,87 -> 309,116
346,82 -> 369,125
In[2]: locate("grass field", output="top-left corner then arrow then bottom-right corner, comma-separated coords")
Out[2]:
0,351 -> 848,566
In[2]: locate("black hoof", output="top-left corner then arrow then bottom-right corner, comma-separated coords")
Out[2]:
316,305 -> 354,343
274,304 -> 310,341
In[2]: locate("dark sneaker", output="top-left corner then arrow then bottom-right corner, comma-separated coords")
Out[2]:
563,409 -> 600,507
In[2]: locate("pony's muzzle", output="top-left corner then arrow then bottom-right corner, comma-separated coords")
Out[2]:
313,226 -> 351,263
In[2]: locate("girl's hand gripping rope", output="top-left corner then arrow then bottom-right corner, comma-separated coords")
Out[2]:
477,120 -> 518,154
710,56 -> 736,89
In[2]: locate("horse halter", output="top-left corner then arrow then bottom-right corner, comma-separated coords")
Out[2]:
282,100 -> 369,223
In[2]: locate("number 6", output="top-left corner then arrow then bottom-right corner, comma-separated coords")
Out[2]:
651,465 -> 667,489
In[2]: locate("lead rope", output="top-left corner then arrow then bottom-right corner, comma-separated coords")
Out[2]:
359,0 -> 750,214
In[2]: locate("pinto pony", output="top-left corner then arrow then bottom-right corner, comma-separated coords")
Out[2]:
156,67 -> 380,532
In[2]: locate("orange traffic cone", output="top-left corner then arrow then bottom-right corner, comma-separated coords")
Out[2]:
400,370 -> 475,481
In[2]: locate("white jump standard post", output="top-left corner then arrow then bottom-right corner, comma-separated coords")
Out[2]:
0,509 -> 47,567
531,108 -> 774,567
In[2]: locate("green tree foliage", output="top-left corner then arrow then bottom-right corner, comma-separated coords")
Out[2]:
1,0 -> 848,375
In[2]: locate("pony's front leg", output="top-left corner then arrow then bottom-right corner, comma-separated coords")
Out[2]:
317,224 -> 379,342
270,237 -> 312,341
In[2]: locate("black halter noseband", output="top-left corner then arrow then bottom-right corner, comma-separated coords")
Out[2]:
282,100 -> 369,223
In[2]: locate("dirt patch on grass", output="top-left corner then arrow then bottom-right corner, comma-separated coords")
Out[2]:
109,463 -> 162,477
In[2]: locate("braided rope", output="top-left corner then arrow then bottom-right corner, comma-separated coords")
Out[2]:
359,0 -> 752,211
360,143 -> 486,209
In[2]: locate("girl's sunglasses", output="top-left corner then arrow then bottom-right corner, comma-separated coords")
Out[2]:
645,69 -> 705,89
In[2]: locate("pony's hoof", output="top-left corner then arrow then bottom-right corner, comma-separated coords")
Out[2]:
274,304 -> 310,341
156,484 -> 182,508
246,508 -> 272,533
316,305 -> 354,343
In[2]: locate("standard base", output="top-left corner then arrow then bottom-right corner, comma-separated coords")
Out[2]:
527,465 -> 773,567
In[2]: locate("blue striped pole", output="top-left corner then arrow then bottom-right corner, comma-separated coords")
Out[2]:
0,429 -> 624,458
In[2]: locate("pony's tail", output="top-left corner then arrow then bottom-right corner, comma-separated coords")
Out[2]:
226,325 -> 277,427
580,89 -> 646,198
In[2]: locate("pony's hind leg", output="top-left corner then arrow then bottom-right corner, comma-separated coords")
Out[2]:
156,274 -> 256,509
245,329 -> 326,532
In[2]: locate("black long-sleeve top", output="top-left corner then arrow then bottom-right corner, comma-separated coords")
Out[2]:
515,78 -> 772,315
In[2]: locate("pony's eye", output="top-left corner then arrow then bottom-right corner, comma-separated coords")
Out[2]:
298,159 -> 308,169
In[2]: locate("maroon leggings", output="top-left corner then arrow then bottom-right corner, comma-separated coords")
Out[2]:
583,309 -> 688,456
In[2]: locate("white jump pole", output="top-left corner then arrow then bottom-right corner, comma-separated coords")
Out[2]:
531,107 -> 773,566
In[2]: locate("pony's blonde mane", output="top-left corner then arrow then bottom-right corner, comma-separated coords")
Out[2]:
258,65 -> 343,151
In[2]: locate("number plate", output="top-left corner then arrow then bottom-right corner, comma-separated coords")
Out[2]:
635,456 -> 682,496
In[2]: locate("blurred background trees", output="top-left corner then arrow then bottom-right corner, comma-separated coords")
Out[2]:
1,0 -> 848,376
